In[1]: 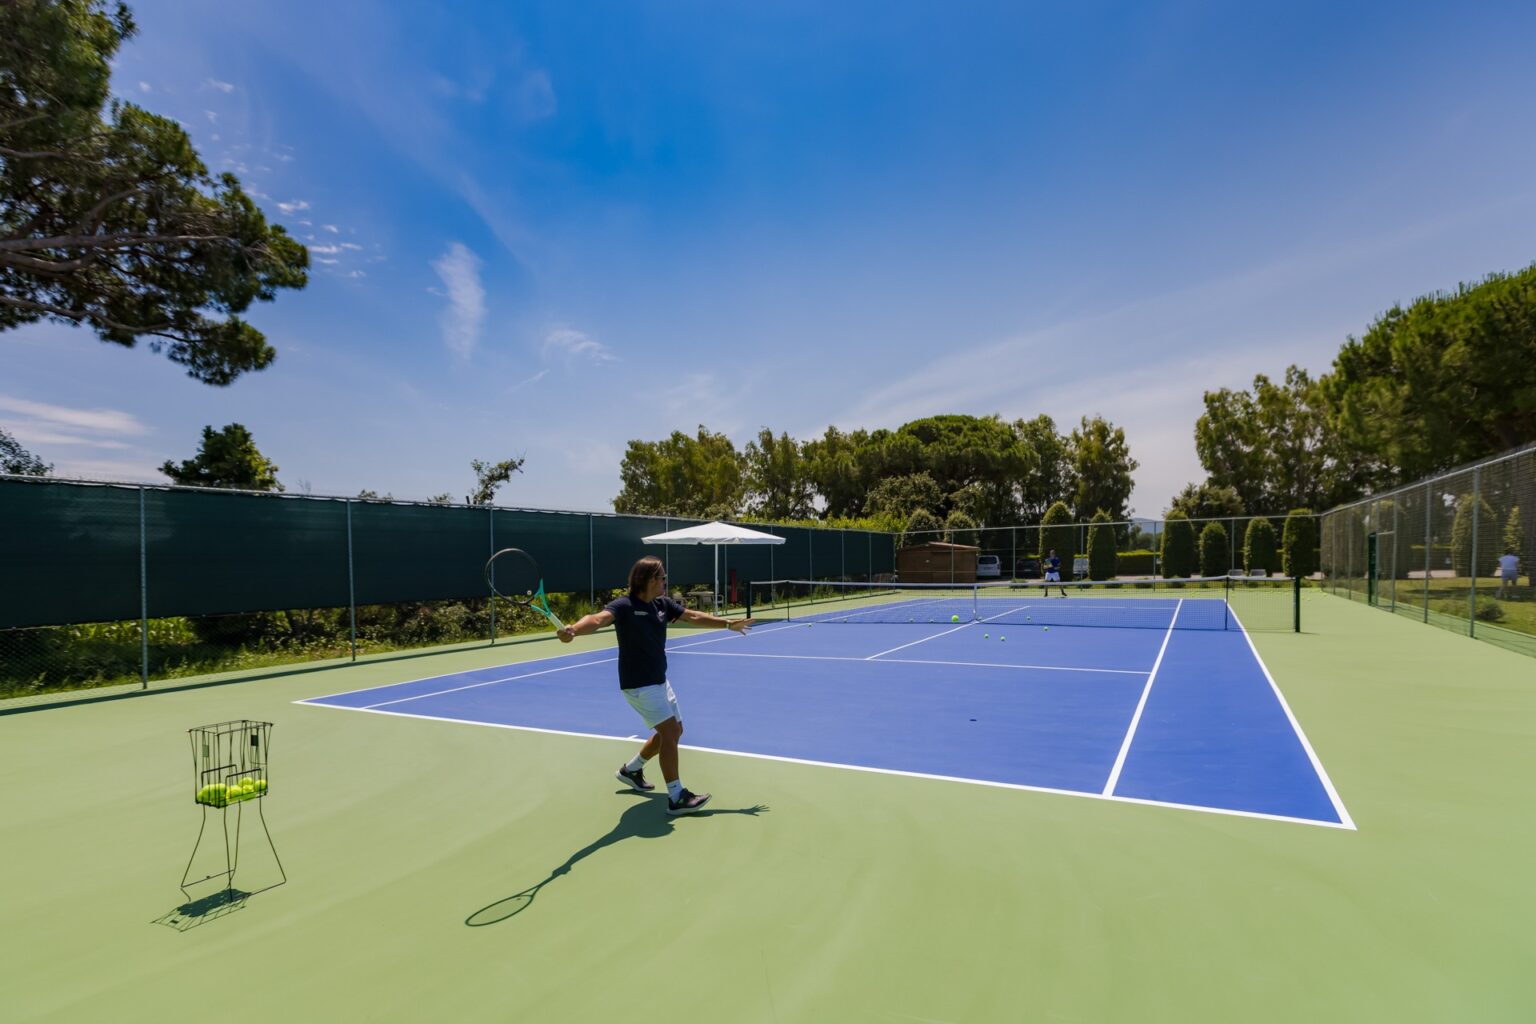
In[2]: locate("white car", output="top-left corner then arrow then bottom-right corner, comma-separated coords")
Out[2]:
977,554 -> 1002,578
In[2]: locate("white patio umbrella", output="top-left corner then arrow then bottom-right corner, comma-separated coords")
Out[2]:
639,521 -> 786,613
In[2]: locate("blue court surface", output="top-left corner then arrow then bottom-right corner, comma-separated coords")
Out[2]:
299,604 -> 1354,829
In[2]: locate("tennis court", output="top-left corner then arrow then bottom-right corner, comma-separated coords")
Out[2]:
5,586 -> 1535,1022
301,580 -> 1348,827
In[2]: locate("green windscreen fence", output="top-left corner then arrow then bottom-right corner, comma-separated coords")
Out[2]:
0,477 -> 899,631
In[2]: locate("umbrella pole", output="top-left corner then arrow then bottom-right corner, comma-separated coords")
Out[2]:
713,544 -> 720,615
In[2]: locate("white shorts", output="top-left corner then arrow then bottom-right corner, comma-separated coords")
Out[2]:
1044,570 -> 1061,582
622,681 -> 680,729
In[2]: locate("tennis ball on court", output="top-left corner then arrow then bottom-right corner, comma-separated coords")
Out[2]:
984,633 -> 989,639
1000,636 -> 1006,642
1043,626 -> 1049,632
951,614 -> 960,623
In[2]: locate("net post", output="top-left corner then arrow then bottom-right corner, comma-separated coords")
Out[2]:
1293,573 -> 1301,632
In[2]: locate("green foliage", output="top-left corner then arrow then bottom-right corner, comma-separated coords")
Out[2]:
902,507 -> 942,545
1505,506 -> 1524,559
1169,482 -> 1245,521
1160,513 -> 1196,578
1243,517 -> 1279,575
1117,549 -> 1157,576
468,457 -> 525,505
1282,509 -> 1318,578
743,429 -> 814,520
866,472 -> 944,522
1327,265 -> 1536,487
1070,416 -> 1138,522
1013,415 -> 1072,523
801,425 -> 873,519
1,427 -> 51,475
1196,366 -> 1354,513
944,509 -> 979,547
1199,521 -> 1229,578
160,423 -> 281,490
1086,509 -> 1117,580
613,426 -> 744,516
1039,501 -> 1074,564
0,0 -> 308,384
1449,493 -> 1500,577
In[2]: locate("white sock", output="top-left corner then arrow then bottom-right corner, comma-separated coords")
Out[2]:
625,753 -> 647,773
667,779 -> 684,801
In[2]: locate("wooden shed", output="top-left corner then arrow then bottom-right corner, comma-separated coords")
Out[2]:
896,541 -> 980,584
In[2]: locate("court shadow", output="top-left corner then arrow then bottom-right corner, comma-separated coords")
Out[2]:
465,797 -> 769,927
152,887 -> 253,932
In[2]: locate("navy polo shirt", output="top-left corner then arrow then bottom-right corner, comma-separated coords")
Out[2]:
604,593 -> 687,689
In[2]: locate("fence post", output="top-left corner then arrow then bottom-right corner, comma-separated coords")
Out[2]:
1470,467 -> 1480,637
488,506 -> 496,646
347,499 -> 357,660
139,486 -> 149,688
1423,481 -> 1431,623
589,514 -> 595,610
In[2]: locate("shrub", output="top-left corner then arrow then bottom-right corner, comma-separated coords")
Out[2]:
903,508 -> 942,546
1244,517 -> 1278,575
944,509 -> 979,547
1199,521 -> 1229,577
1161,513 -> 1196,578
1040,501 -> 1074,565
1086,509 -> 1117,580
1282,509 -> 1318,578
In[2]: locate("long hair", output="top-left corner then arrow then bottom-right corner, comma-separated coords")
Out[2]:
628,556 -> 665,597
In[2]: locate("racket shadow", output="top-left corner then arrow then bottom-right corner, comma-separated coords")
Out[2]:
465,797 -> 769,927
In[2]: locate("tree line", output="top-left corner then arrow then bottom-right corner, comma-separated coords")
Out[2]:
612,414 -> 1138,535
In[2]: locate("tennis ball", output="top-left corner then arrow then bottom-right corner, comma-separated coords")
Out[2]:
253,779 -> 268,794
983,633 -> 989,639
1043,626 -> 1049,632
951,614 -> 960,623
238,777 -> 254,789
1000,636 -> 1006,642
196,785 -> 216,804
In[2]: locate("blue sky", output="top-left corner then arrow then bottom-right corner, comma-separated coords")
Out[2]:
4,0 -> 1536,515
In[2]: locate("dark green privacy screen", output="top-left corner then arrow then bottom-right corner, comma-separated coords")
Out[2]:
0,477 -> 896,629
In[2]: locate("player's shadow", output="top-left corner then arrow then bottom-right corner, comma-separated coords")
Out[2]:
465,794 -> 769,927
152,887 -> 253,932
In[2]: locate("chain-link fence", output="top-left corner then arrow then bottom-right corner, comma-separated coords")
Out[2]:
901,514 -> 1290,582
1318,442 -> 1536,658
0,476 -> 898,701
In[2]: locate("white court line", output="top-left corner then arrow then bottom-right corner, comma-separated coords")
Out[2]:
295,620 -> 800,711
295,699 -> 1355,830
862,603 -> 1037,660
1227,605 -> 1357,831
1101,599 -> 1183,796
673,649 -> 1149,676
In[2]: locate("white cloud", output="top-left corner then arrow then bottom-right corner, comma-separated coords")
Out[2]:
516,70 -> 557,121
205,78 -> 236,93
323,224 -> 340,233
277,199 -> 311,215
431,242 -> 486,359
543,327 -> 616,365
138,81 -> 152,93
0,395 -> 149,437
204,110 -> 219,124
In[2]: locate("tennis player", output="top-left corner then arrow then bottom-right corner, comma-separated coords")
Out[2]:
1044,548 -> 1069,597
1498,549 -> 1521,598
558,556 -> 755,815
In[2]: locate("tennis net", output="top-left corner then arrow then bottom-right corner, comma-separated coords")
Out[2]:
745,575 -> 1303,632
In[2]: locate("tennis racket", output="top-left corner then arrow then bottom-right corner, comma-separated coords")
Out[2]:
484,547 -> 565,630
